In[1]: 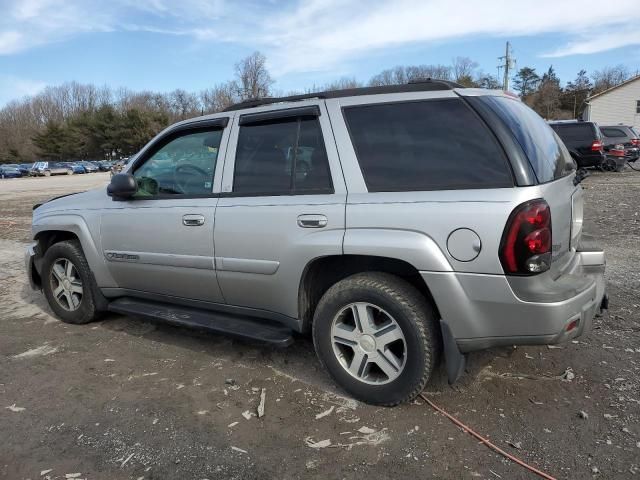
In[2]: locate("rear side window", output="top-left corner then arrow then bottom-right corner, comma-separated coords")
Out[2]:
343,99 -> 513,192
481,97 -> 575,183
233,116 -> 332,195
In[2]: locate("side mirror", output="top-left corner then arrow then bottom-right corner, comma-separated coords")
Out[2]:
107,173 -> 137,199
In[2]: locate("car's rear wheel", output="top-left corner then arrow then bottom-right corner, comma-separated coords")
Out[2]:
42,240 -> 100,324
312,272 -> 439,406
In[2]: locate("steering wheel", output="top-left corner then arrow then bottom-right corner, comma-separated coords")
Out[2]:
174,164 -> 208,193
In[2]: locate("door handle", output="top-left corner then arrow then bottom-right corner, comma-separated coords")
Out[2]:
182,214 -> 205,226
297,214 -> 327,228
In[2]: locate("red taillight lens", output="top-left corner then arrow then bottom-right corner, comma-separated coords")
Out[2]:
500,200 -> 552,275
611,144 -> 625,157
591,140 -> 603,152
631,138 -> 640,146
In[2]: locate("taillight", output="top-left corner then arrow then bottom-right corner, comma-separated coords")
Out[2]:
591,140 -> 603,152
631,138 -> 640,146
611,144 -> 625,157
500,200 -> 552,275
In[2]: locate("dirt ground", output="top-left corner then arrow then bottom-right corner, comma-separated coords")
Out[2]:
1,170 -> 639,480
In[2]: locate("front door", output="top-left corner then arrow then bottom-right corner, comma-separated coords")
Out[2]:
214,102 -> 346,320
101,120 -> 230,303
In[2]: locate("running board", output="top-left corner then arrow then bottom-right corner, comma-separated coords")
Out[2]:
107,297 -> 294,347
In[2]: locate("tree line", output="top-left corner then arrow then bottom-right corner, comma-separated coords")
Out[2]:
512,64 -> 632,119
0,51 -> 634,163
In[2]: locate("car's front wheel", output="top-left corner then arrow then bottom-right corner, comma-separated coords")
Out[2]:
42,240 -> 100,324
312,272 -> 439,406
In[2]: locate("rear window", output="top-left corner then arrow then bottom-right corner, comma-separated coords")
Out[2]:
600,127 -> 627,138
481,97 -> 575,183
342,99 -> 513,192
550,123 -> 596,140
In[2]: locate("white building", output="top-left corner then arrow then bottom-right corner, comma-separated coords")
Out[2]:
583,75 -> 640,127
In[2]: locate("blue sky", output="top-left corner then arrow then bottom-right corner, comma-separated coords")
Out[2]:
1,0 -> 640,106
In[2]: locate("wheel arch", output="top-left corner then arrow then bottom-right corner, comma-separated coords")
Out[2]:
298,254 -> 442,333
32,214 -> 115,288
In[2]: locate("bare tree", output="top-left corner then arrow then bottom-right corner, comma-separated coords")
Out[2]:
452,56 -> 479,85
200,83 -> 237,113
234,51 -> 274,100
591,65 -> 629,94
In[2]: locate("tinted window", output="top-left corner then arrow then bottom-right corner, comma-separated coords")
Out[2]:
601,127 -> 627,138
233,116 -> 332,195
550,123 -> 595,140
343,99 -> 512,192
133,129 -> 222,196
481,97 -> 575,183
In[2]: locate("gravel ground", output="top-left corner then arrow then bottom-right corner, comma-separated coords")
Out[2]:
0,170 -> 638,480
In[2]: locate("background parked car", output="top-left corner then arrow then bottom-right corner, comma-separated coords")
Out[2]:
60,162 -> 86,174
3,163 -> 30,175
96,160 -> 113,172
30,161 -> 73,176
0,166 -> 23,178
549,120 -> 606,169
600,125 -> 639,162
78,161 -> 99,173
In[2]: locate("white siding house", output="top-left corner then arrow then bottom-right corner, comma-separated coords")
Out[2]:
583,75 -> 640,127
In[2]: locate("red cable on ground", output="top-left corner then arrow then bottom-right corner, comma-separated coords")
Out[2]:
419,393 -> 557,480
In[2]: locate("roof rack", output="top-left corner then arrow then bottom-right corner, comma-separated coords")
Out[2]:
223,79 -> 463,112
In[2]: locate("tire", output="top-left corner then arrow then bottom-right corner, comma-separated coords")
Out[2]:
41,240 -> 99,324
44,170 -> 51,177
312,272 -> 439,406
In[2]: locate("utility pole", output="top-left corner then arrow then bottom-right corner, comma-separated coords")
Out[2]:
497,42 -> 516,91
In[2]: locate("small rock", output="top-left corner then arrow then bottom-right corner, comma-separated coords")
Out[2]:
603,413 -> 617,420
242,410 -> 254,420
562,368 -> 575,382
507,441 -> 522,450
65,474 -> 82,479
225,378 -> 236,386
591,466 -> 600,474
543,428 -> 552,433
228,421 -> 239,428
40,470 -> 53,476
579,410 -> 589,419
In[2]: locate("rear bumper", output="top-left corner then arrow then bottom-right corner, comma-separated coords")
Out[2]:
422,249 -> 605,352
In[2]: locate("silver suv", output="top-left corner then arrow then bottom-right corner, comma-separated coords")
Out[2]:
26,81 -> 606,406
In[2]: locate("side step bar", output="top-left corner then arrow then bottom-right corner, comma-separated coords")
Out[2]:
107,297 -> 294,347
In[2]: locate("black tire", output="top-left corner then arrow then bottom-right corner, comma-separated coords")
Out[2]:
42,240 -> 99,324
312,272 -> 439,406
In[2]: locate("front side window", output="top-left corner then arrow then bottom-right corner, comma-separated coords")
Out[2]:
233,116 -> 332,195
636,100 -> 640,114
343,99 -> 513,192
133,129 -> 222,196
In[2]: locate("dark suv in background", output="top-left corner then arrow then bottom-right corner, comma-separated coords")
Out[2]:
549,121 -> 606,169
600,125 -> 639,162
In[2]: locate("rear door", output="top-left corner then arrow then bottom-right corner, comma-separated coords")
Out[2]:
213,101 -> 346,320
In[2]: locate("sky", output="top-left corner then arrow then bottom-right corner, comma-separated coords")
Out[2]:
1,0 -> 640,106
